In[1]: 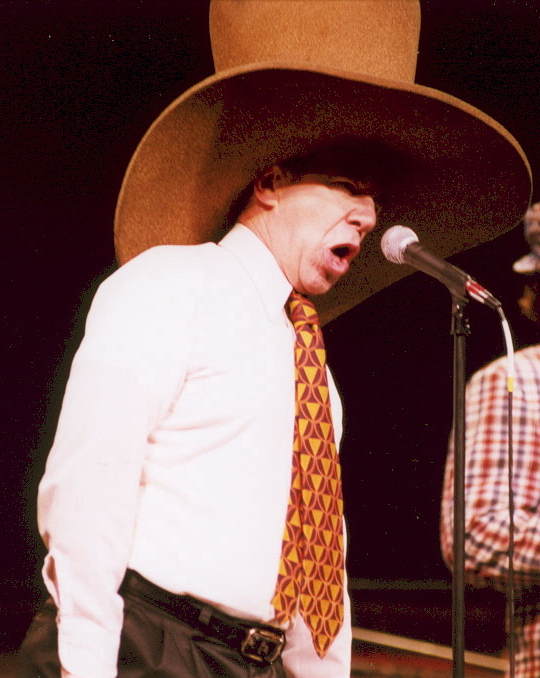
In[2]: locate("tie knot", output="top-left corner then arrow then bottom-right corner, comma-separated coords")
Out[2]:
288,291 -> 320,329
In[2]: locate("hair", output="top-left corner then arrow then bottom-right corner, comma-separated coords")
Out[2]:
276,142 -> 385,206
226,137 -> 402,226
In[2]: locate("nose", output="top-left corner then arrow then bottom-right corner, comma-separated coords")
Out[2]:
526,219 -> 540,233
346,195 -> 378,234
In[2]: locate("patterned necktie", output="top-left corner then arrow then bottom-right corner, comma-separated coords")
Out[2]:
272,290 -> 345,658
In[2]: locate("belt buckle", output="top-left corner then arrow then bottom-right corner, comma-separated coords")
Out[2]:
240,626 -> 285,664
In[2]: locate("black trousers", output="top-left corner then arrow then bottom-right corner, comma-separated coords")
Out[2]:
16,589 -> 287,678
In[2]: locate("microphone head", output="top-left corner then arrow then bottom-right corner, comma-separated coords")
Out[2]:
381,225 -> 419,264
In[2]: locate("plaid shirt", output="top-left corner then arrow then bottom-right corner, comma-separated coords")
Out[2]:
441,344 -> 540,678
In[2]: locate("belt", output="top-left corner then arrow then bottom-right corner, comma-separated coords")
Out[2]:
120,570 -> 286,665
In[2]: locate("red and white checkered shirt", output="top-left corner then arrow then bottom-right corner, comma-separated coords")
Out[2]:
441,344 -> 540,678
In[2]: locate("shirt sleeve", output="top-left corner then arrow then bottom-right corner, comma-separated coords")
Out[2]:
441,352 -> 540,590
37,246 -> 205,678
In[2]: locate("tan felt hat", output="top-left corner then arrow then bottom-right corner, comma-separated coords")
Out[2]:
115,0 -> 531,324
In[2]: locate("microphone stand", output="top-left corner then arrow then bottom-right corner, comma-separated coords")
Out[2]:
450,293 -> 470,678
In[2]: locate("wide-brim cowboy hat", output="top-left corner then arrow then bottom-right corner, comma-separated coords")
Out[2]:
115,0 -> 531,325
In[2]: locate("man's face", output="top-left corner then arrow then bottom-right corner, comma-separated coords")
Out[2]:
263,171 -> 378,296
524,203 -> 540,257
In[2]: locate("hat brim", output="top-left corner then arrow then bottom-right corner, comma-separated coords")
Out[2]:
115,62 -> 531,324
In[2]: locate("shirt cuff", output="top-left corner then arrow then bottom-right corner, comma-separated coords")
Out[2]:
58,616 -> 121,678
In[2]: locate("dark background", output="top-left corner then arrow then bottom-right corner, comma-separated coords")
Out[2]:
3,0 -> 540,657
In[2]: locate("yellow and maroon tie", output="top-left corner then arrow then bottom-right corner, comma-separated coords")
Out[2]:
272,290 -> 345,658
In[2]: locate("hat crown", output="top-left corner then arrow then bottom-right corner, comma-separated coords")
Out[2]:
210,0 -> 420,83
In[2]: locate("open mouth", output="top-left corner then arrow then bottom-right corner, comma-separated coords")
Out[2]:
325,244 -> 357,278
331,245 -> 353,260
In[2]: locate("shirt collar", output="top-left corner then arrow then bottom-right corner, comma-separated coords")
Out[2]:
219,223 -> 292,323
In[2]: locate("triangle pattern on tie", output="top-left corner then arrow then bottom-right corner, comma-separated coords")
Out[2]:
272,290 -> 345,658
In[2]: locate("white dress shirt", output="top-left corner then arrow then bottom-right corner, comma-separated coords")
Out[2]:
38,223 -> 351,678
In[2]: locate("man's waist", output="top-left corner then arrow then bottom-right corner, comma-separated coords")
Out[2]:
119,569 -> 286,665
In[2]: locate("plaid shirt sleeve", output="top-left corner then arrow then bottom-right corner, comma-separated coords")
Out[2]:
441,345 -> 540,590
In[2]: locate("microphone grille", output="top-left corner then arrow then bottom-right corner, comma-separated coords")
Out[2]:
381,225 -> 419,264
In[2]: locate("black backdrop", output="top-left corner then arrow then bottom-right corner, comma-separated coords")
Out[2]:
3,0 -> 540,655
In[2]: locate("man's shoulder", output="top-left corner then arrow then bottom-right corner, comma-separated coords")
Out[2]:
102,242 -> 231,287
514,343 -> 540,374
515,343 -> 540,360
122,242 -> 221,270
471,343 -> 540,383
86,243 -> 236,317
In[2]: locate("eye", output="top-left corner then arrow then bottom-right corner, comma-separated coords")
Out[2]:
328,178 -> 358,194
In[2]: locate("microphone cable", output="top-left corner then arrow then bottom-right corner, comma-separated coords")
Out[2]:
498,305 -> 516,678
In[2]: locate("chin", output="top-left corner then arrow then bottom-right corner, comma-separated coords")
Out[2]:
296,266 -> 339,296
302,280 -> 336,297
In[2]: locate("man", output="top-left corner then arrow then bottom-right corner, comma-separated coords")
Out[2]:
440,203 -> 540,678
18,1 -> 531,677
19,152 -> 377,678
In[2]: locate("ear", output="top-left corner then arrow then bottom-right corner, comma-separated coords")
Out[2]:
519,282 -> 539,322
254,165 -> 286,208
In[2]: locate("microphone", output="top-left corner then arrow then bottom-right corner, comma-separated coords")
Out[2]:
380,225 -> 501,310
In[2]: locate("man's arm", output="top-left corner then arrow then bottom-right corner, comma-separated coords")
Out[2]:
37,246 -> 204,678
441,351 -> 540,589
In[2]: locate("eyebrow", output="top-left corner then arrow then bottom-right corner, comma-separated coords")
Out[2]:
333,177 -> 383,208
